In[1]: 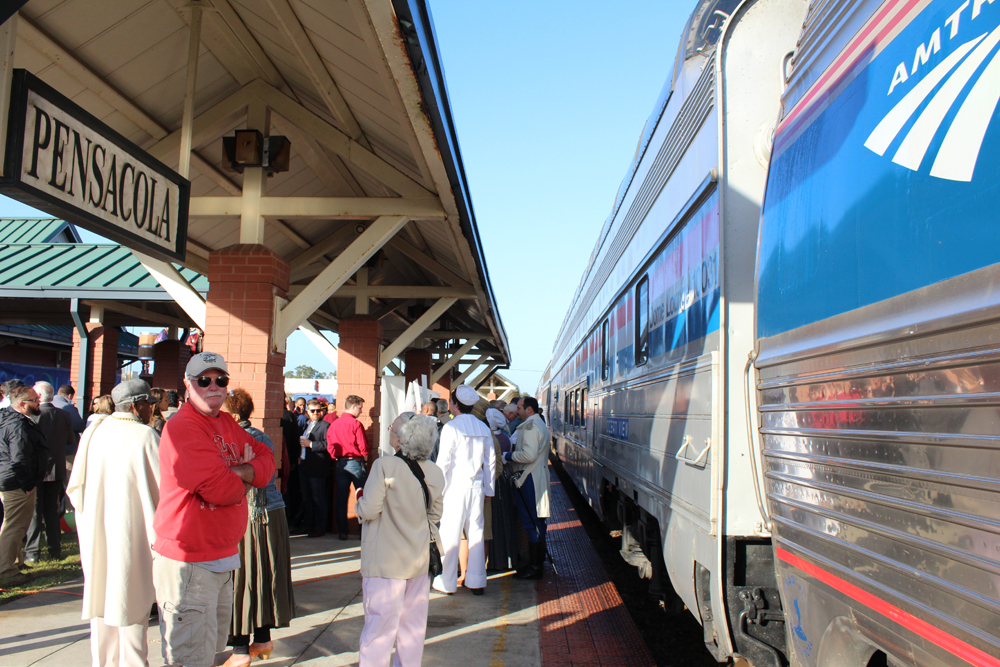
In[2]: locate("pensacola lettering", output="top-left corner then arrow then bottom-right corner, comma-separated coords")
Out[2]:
20,91 -> 178,251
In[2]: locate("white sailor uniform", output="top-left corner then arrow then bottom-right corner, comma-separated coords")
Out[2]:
432,413 -> 496,593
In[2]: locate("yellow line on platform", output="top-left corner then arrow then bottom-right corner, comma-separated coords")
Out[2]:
489,573 -> 512,666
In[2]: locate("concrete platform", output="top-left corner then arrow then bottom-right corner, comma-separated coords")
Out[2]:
0,468 -> 654,666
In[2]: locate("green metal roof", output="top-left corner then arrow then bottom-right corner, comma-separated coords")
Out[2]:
0,219 -> 80,244
0,243 -> 208,299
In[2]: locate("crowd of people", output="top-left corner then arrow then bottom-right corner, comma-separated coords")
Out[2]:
0,350 -> 552,666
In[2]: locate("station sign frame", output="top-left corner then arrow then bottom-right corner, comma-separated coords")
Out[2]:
0,69 -> 189,262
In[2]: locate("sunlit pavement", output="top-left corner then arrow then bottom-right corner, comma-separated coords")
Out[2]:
0,468 -> 653,666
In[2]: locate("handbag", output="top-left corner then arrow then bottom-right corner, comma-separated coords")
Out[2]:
396,452 -> 443,578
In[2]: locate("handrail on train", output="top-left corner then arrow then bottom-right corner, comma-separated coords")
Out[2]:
744,349 -> 771,530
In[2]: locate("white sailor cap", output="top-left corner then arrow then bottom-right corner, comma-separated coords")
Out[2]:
454,384 -> 479,407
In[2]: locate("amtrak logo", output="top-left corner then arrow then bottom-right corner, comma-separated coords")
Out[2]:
865,13 -> 1000,182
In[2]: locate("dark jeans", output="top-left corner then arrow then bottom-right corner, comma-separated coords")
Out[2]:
513,473 -> 547,543
26,481 -> 62,559
300,467 -> 327,534
336,458 -> 368,536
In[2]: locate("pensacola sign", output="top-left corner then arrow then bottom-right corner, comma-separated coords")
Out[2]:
0,70 -> 189,262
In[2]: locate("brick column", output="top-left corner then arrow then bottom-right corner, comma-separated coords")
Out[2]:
152,340 -> 192,392
202,245 -> 289,461
404,349 -> 432,387
70,324 -> 119,409
431,363 -> 452,402
337,317 -> 384,451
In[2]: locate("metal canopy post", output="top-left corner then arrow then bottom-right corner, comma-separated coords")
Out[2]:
69,298 -> 88,416
241,98 -> 270,244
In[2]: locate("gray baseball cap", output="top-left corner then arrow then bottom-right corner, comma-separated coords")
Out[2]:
185,351 -> 228,378
111,379 -> 151,406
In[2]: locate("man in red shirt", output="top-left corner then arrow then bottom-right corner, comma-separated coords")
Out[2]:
326,395 -> 369,541
152,352 -> 275,667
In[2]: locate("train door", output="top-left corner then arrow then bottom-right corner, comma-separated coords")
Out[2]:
583,379 -> 592,451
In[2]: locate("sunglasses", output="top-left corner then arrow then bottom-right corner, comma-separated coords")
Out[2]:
195,375 -> 230,388
308,409 -> 324,414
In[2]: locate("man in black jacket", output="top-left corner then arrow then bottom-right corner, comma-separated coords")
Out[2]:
25,382 -> 74,563
299,399 -> 331,537
0,385 -> 47,582
281,396 -> 304,528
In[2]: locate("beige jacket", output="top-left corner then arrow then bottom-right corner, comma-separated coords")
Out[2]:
510,414 -> 551,519
67,413 -> 160,626
356,455 -> 445,579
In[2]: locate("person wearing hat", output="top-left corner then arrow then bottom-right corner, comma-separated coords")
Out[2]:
66,378 -> 160,667
432,384 -> 496,595
152,352 -> 276,667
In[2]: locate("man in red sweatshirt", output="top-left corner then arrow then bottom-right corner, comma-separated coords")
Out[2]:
326,394 -> 369,541
152,352 -> 275,667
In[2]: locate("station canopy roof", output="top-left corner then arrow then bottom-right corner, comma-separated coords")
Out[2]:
3,0 -> 509,373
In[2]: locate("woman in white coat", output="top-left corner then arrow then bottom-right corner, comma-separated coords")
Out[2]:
67,379 -> 160,667
355,413 -> 444,666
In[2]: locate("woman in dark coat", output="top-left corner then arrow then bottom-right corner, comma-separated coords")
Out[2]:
221,389 -> 295,666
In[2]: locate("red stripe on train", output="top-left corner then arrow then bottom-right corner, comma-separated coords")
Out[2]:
775,0 -> 926,158
775,547 -> 1000,667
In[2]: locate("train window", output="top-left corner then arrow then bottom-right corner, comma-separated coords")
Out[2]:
581,387 -> 587,428
601,319 -> 610,381
564,391 -> 569,430
635,277 -> 649,365
577,389 -> 582,427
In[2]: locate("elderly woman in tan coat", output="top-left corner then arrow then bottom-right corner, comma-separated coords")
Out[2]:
355,413 -> 444,666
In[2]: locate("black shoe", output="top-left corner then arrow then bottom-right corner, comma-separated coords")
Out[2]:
513,542 -> 544,580
469,587 -> 484,596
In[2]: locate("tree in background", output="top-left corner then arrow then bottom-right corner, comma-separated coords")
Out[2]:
283,365 -> 336,379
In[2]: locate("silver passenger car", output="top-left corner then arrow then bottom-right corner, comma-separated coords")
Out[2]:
541,0 -> 806,664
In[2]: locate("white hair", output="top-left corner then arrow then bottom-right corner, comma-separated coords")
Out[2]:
33,381 -> 54,402
399,414 -> 439,461
392,411 -> 416,442
502,402 -> 518,416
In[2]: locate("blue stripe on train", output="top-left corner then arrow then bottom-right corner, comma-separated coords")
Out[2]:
757,1 -> 1000,339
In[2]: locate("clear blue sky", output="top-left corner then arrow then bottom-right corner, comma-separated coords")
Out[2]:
429,0 -> 690,392
0,0 -> 691,392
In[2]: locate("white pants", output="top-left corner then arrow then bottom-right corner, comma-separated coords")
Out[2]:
89,618 -> 148,667
359,574 -> 430,667
433,484 -> 486,592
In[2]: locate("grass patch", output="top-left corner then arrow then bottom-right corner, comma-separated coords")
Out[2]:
0,532 -> 82,606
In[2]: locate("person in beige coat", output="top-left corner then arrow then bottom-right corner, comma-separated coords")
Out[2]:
355,413 -> 444,666
66,379 -> 160,667
503,396 -> 551,580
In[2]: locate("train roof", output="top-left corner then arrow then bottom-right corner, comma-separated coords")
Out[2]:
549,0 -> 737,365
